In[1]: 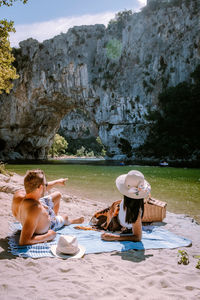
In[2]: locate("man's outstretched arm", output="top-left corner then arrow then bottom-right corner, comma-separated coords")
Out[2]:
19,206 -> 56,245
46,178 -> 68,191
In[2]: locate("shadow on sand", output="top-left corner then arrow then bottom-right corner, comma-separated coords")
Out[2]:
0,237 -> 17,260
111,249 -> 153,263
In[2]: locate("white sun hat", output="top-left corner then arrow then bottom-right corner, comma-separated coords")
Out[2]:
51,235 -> 85,259
116,170 -> 151,199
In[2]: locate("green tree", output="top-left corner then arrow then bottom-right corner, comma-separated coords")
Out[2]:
108,9 -> 133,27
0,20 -> 18,93
0,0 -> 27,94
137,65 -> 200,160
0,0 -> 27,6
96,136 -> 106,156
76,146 -> 86,157
49,134 -> 68,158
107,9 -> 133,39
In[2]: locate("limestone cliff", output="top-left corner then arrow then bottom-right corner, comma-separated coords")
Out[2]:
0,0 -> 199,160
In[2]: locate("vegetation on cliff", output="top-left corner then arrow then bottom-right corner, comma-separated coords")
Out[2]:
137,65 -> 200,160
107,9 -> 133,32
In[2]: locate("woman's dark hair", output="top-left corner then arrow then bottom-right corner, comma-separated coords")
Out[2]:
123,195 -> 144,224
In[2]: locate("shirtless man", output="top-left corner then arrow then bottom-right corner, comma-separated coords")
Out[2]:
12,169 -> 84,245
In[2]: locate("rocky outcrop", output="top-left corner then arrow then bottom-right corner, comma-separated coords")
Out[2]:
0,173 -> 23,194
0,0 -> 199,160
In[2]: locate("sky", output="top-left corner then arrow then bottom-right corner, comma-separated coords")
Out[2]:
0,0 -> 147,47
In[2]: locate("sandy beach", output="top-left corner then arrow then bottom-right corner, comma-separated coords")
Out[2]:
0,173 -> 200,300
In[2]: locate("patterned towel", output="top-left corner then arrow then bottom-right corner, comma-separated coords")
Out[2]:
8,222 -> 192,259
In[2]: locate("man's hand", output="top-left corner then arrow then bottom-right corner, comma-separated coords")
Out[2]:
46,229 -> 56,242
46,178 -> 68,191
19,204 -> 57,245
20,228 -> 56,245
57,178 -> 68,186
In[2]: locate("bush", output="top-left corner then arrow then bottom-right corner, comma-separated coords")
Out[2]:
0,162 -> 13,176
107,9 -> 133,39
108,9 -> 133,28
137,65 -> 200,159
85,150 -> 95,157
49,134 -> 68,157
76,147 -> 95,157
76,146 -> 86,157
66,136 -> 106,157
106,39 -> 122,60
96,136 -> 106,156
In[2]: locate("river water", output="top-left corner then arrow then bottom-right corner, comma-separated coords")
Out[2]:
7,162 -> 200,223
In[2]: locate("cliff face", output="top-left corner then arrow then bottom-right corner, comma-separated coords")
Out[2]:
0,0 -> 199,160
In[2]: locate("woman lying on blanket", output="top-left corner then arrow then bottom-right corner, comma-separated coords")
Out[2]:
90,170 -> 151,242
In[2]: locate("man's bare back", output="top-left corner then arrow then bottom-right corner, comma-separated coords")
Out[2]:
12,190 -> 52,235
12,170 -> 84,245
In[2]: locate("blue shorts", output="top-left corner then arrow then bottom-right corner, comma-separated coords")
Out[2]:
39,196 -> 65,231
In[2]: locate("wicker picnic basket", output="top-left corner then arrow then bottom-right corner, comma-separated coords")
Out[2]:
142,197 -> 167,222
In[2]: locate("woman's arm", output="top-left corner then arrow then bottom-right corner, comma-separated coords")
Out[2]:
101,213 -> 142,242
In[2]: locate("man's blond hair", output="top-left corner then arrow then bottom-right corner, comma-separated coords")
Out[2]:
24,169 -> 45,194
